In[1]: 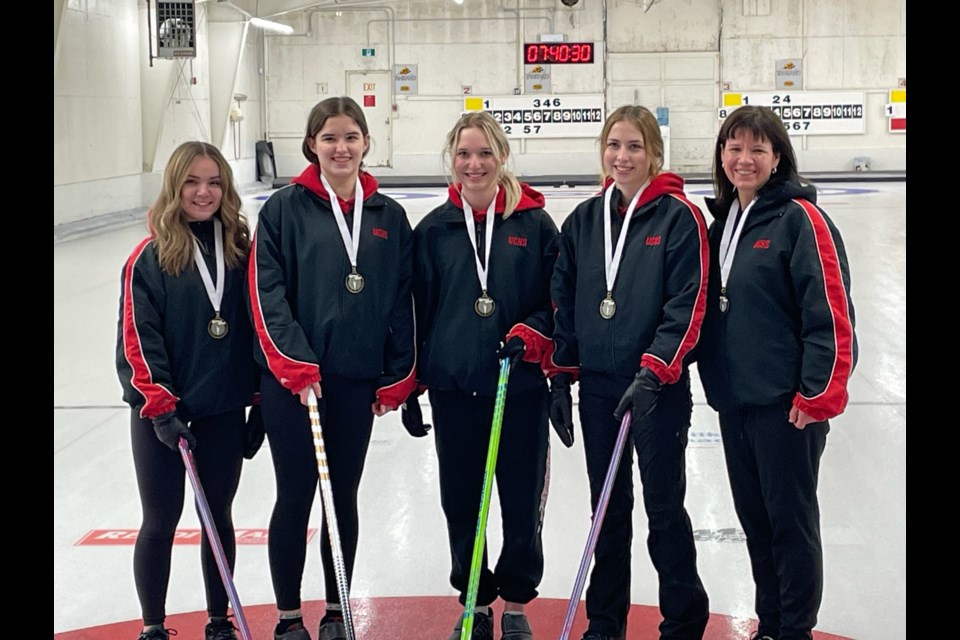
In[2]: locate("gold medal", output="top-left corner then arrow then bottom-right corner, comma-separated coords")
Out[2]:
599,292 -> 616,319
208,314 -> 229,339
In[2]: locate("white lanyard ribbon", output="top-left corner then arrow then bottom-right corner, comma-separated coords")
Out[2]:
462,191 -> 497,293
718,197 -> 756,288
192,217 -> 224,315
602,181 -> 648,294
320,173 -> 364,271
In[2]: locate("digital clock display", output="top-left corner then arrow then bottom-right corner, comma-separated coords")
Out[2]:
524,42 -> 595,64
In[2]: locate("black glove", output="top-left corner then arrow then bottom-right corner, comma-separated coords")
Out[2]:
243,405 -> 265,459
497,336 -> 526,370
152,411 -> 196,451
613,367 -> 662,424
401,389 -> 432,437
548,373 -> 575,448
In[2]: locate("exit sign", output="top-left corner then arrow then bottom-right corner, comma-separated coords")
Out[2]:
361,48 -> 375,57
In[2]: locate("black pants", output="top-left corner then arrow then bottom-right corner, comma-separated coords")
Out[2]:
429,385 -> 549,607
261,373 -> 375,611
578,371 -> 708,640
719,403 -> 829,640
131,408 -> 245,626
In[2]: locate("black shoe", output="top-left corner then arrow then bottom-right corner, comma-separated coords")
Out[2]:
205,618 -> 238,640
274,621 -> 312,640
581,632 -> 617,640
318,618 -> 347,640
501,612 -> 533,639
448,610 -> 494,640
750,633 -> 776,640
137,628 -> 175,640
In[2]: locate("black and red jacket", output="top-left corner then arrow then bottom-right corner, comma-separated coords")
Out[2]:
248,165 -> 416,408
116,217 -> 256,420
697,180 -> 857,421
413,183 -> 559,397
550,172 -> 709,384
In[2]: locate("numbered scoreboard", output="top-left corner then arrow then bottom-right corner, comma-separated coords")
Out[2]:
464,94 -> 604,139
719,91 -> 866,135
885,89 -> 906,133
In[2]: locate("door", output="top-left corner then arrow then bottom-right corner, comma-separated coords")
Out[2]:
347,70 -> 392,168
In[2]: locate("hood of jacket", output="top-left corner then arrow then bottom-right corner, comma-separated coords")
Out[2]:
602,171 -> 686,213
291,164 -> 380,208
706,178 -> 817,222
447,182 -> 546,221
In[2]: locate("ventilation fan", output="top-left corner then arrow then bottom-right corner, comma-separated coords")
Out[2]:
156,1 -> 196,59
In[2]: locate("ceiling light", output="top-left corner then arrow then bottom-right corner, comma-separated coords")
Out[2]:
249,17 -> 294,35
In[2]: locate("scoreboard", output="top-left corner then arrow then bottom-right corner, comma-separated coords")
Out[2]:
719,91 -> 866,135
464,94 -> 604,139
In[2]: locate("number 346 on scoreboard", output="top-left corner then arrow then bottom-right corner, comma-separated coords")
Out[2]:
464,94 -> 604,139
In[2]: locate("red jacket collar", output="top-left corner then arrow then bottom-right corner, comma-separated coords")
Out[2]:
292,165 -> 379,208
447,182 -> 546,221
602,172 -> 685,211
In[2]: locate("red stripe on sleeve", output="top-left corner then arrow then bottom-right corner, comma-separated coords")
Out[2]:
641,195 -> 709,384
542,341 -> 580,380
122,238 -> 178,419
375,296 -> 418,408
792,199 -> 855,420
247,228 -> 320,392
377,368 -> 417,409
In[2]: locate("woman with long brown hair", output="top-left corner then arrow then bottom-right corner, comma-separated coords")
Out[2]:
549,105 -> 710,640
249,96 -> 416,640
116,141 -> 261,640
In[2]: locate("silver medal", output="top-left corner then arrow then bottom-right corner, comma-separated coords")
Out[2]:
599,293 -> 617,320
194,219 -> 228,340
461,197 -> 498,320
475,293 -> 495,317
601,183 -> 646,324
719,295 -> 729,313
208,315 -> 229,339
345,269 -> 365,293
322,174 -> 367,296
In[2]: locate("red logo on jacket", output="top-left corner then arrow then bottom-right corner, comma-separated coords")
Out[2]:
645,235 -> 661,246
753,239 -> 770,249
508,235 -> 528,247
372,227 -> 388,239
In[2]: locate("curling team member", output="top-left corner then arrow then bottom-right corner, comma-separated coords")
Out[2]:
698,105 -> 857,640
549,105 -> 710,640
404,111 -> 558,640
249,97 -> 416,640
116,141 -> 260,640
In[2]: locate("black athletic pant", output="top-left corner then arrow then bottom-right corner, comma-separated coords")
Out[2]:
261,373 -> 375,611
719,402 -> 829,640
578,371 -> 708,640
429,385 -> 550,607
131,407 -> 245,626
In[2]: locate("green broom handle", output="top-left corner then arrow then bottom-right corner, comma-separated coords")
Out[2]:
461,357 -> 512,640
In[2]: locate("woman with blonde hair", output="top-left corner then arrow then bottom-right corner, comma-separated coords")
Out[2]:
116,141 -> 262,640
549,105 -> 710,640
404,110 -> 559,640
